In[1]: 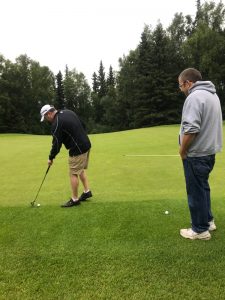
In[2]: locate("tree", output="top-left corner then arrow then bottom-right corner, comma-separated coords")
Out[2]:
101,65 -> 118,129
97,61 -> 107,98
0,54 -> 55,133
107,65 -> 116,88
167,13 -> 194,49
92,72 -> 99,93
134,24 -> 181,127
196,0 -> 225,31
56,71 -> 65,109
64,67 -> 92,127
116,50 -> 139,129
0,56 -> 12,132
90,64 -> 119,131
30,62 -> 56,133
91,61 -> 106,124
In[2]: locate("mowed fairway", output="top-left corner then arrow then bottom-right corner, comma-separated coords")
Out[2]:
1,125 -> 225,299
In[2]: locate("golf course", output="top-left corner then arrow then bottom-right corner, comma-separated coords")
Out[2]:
1,124 -> 225,299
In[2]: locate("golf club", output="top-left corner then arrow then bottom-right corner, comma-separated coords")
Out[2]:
30,165 -> 51,207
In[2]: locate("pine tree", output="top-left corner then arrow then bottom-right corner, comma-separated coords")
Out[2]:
91,61 -> 106,124
132,23 -> 183,127
92,72 -> 99,93
101,65 -> 118,129
107,65 -> 115,88
56,71 -> 65,109
116,50 -> 139,129
98,61 -> 107,98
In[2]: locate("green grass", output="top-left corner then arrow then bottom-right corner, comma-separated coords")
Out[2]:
1,125 -> 225,299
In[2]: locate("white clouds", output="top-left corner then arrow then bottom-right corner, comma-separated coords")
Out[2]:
0,0 -> 210,82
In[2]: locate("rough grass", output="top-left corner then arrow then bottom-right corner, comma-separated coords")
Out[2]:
0,125 -> 225,299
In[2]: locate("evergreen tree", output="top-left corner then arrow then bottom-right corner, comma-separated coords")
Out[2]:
92,72 -> 99,93
117,23 -> 184,129
107,65 -> 116,88
1,0 -> 225,134
116,50 -> 139,129
101,65 -> 118,130
91,61 -> 106,124
64,66 -> 77,110
98,61 -> 107,98
56,71 -> 65,109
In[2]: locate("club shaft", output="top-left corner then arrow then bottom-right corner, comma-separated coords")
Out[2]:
32,166 -> 50,205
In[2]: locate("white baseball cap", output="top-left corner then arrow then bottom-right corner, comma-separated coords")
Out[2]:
40,104 -> 53,122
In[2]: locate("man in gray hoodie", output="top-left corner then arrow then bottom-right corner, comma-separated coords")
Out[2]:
178,68 -> 222,240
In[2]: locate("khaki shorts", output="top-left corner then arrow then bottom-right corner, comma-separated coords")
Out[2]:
68,151 -> 90,176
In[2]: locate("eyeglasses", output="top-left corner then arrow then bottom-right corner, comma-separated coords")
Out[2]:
179,81 -> 186,88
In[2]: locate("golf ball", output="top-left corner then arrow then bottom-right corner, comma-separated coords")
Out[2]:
37,203 -> 41,207
165,210 -> 169,215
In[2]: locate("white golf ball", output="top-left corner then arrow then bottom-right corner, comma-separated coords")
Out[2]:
165,210 -> 169,215
37,203 -> 41,207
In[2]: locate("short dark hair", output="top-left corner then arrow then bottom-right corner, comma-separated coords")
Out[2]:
179,68 -> 202,83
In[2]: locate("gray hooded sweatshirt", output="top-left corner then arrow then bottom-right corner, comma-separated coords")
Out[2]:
180,81 -> 223,157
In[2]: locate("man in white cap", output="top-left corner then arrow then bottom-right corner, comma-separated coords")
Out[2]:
40,104 -> 92,207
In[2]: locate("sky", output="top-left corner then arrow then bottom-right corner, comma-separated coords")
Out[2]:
0,0 -> 213,83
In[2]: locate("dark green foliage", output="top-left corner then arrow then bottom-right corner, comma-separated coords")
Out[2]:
182,1 -> 225,115
0,55 -> 55,134
112,0 -> 225,131
55,71 -> 65,109
64,67 -> 92,129
90,61 -> 119,130
92,72 -> 99,93
107,65 -> 116,88
0,0 -> 225,134
97,61 -> 107,98
116,50 -> 139,129
91,61 -> 106,124
116,24 -> 184,130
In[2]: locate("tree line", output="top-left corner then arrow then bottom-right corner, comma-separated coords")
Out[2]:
0,0 -> 224,134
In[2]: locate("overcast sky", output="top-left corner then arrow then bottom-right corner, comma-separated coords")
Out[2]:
0,0 -> 212,82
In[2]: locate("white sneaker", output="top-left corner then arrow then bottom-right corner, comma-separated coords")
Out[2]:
180,228 -> 211,240
209,220 -> 217,231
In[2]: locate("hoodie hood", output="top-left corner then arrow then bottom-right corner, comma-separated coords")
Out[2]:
189,81 -> 216,95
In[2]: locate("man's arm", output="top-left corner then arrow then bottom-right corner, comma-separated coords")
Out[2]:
49,134 -> 62,161
48,116 -> 63,163
179,133 -> 196,160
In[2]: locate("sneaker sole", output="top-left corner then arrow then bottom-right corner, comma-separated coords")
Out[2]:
209,226 -> 216,232
180,232 -> 211,240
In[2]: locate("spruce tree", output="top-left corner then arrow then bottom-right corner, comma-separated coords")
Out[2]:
92,72 -> 99,93
116,50 -> 139,129
107,65 -> 115,88
56,71 -> 65,109
91,61 -> 106,124
98,61 -> 107,98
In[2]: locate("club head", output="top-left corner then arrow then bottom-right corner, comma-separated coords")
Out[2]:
30,201 -> 41,208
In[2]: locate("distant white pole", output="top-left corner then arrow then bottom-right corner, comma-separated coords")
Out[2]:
124,154 -> 179,157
